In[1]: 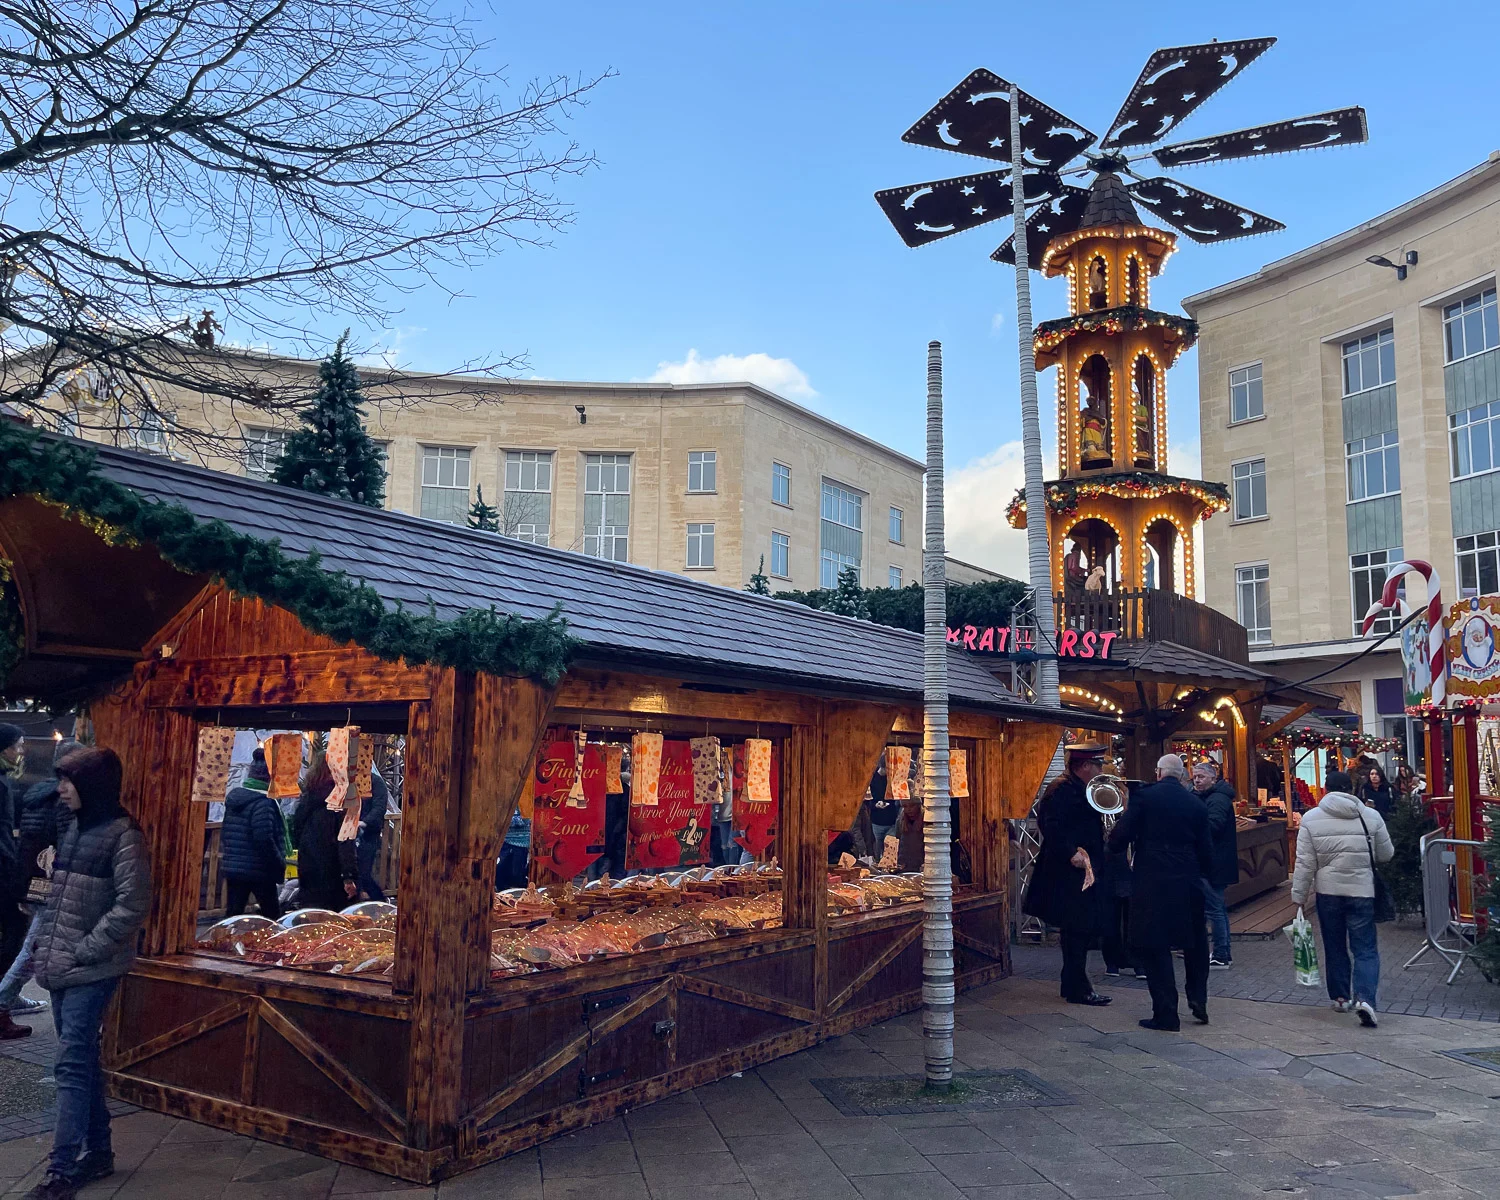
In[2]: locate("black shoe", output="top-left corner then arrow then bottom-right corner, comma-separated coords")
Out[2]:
1139,1018 -> 1180,1032
1209,956 -> 1232,971
1190,1003 -> 1209,1025
22,1175 -> 77,1200
1067,993 -> 1113,1006
73,1151 -> 114,1185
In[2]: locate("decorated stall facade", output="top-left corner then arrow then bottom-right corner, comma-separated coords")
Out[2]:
0,431 -> 1071,1183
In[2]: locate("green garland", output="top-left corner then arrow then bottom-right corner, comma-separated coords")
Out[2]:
1033,305 -> 1199,356
0,423 -> 575,690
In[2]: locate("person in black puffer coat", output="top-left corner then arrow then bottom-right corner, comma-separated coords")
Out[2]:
0,738 -> 78,1025
221,749 -> 286,920
1190,759 -> 1239,969
30,746 -> 150,1196
0,723 -> 28,1040
291,752 -> 358,913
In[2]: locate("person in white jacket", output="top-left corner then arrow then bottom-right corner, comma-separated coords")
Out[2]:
1290,771 -> 1394,1027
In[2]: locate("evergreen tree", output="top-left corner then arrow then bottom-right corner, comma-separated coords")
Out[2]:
746,555 -> 771,596
1378,792 -> 1437,920
467,484 -> 500,532
271,335 -> 387,507
1474,804 -> 1500,982
824,566 -> 871,620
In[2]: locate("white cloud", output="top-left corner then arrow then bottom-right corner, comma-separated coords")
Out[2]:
643,349 -> 816,401
1168,440 -> 1202,479
990,312 -> 1004,336
357,325 -> 425,370
945,440 -> 1034,580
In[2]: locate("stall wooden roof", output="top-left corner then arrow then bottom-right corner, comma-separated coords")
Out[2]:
27,440 -> 1089,723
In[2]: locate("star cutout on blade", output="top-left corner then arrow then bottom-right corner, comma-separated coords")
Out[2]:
1037,222 -> 1050,231
973,205 -> 986,215
1141,96 -> 1155,106
1182,92 -> 1196,101
961,185 -> 976,195
989,137 -> 1004,148
1020,114 -> 1032,124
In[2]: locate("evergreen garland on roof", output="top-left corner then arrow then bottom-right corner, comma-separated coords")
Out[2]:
0,422 -> 574,690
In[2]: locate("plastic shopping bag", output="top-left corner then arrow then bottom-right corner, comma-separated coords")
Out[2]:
1282,906 -> 1321,988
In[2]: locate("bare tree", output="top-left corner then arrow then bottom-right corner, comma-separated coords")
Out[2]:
497,488 -> 549,542
0,0 -> 604,453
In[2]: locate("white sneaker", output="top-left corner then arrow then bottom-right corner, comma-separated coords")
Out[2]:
1332,999 -> 1350,1013
1354,1000 -> 1377,1027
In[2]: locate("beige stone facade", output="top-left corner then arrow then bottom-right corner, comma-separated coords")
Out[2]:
1185,150 -> 1500,739
51,362 -> 927,593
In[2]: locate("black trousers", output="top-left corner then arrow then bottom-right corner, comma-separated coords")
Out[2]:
1102,896 -> 1133,972
0,898 -> 26,980
1059,926 -> 1096,1001
1136,933 -> 1209,1026
225,875 -> 283,921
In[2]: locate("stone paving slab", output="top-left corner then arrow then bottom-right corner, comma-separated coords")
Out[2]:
6,965 -> 1500,1197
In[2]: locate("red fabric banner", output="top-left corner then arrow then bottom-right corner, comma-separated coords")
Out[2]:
627,739 -> 711,870
531,739 -> 605,880
733,741 -> 779,856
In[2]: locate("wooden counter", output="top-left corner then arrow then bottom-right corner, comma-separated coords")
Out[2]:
1224,818 -> 1289,907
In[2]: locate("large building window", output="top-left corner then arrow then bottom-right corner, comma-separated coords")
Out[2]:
1236,564 -> 1271,646
686,522 -> 715,568
889,506 -> 904,544
888,566 -> 903,589
1346,431 -> 1400,501
1352,548 -> 1403,636
503,450 -> 553,545
1449,400 -> 1500,479
1457,531 -> 1500,598
1341,328 -> 1395,396
688,450 -> 717,493
1444,287 -> 1499,363
820,479 -> 863,587
244,428 -> 289,481
1229,362 -> 1263,423
1231,458 -> 1266,521
420,446 -> 472,524
770,531 -> 790,578
584,453 -> 631,561
771,461 -> 791,507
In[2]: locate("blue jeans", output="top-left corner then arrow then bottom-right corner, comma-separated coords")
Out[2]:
1201,879 -> 1230,960
1316,893 -> 1380,1009
0,907 -> 42,1007
48,977 -> 120,1177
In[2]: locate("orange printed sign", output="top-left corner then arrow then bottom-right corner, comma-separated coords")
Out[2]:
732,741 -> 780,856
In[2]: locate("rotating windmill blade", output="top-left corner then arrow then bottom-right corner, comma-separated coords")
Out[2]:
990,187 -> 1091,264
1101,38 -> 1277,149
1126,176 -> 1283,243
1151,107 -> 1369,167
876,169 -> 1061,248
901,69 -> 1095,169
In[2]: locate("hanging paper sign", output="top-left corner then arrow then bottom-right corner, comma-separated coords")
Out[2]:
532,739 -> 606,879
628,740 -> 710,870
567,730 -> 588,806
690,736 -> 722,808
1446,597 -> 1500,701
326,726 -> 359,811
743,738 -> 773,802
266,733 -> 303,800
885,746 -> 912,799
732,741 -> 780,856
190,728 -> 236,805
353,736 -> 375,801
631,732 -> 664,805
605,745 -> 624,795
950,748 -> 970,799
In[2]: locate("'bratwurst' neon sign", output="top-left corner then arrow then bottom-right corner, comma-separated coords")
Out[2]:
947,625 -> 1118,660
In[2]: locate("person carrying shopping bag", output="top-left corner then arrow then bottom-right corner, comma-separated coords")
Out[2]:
1290,770 -> 1394,1027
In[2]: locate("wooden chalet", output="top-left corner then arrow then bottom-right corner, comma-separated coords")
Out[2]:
0,435 -> 1085,1182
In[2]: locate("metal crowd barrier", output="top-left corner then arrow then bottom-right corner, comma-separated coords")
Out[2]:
1402,833 -> 1483,984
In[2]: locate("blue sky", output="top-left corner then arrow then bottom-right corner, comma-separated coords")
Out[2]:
355,1 -> 1500,574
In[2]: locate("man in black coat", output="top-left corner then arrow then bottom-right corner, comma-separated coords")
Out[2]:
221,749 -> 286,919
1109,753 -> 1214,1030
1191,759 -> 1238,969
1023,745 -> 1111,1006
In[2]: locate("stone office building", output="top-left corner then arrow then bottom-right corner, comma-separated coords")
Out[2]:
1186,150 -> 1500,741
47,364 -> 928,595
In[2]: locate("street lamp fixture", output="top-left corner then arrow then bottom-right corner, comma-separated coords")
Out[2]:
1366,251 -> 1418,280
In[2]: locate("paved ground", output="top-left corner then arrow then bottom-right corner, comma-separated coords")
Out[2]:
1013,909 -> 1500,1023
6,952 -> 1500,1199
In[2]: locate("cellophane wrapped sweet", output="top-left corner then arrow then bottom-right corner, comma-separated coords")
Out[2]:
295,928 -> 396,973
197,915 -> 278,956
277,908 -> 353,931
252,922 -> 347,965
341,901 -> 397,931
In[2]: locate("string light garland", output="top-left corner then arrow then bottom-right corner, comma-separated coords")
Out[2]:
1060,684 -> 1123,714
1034,306 -> 1199,363
1007,472 -> 1231,528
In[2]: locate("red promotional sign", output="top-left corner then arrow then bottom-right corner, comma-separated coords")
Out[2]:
732,742 -> 780,857
946,624 -> 1117,659
627,739 -> 712,870
531,740 -> 606,880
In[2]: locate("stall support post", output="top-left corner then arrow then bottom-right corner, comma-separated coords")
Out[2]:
124,703 -> 203,957
397,668 -> 480,1153
1451,710 -> 1479,921
1425,714 -> 1447,797
783,722 -> 828,1009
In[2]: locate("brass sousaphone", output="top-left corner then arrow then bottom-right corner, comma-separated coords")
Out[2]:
1085,775 -> 1132,830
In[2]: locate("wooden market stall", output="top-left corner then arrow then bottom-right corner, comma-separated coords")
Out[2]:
0,432 -> 1078,1183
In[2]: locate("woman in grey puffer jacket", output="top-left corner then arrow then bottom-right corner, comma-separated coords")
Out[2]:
1290,770 -> 1393,1028
27,747 -> 150,1200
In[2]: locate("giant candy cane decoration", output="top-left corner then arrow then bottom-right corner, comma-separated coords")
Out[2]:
1360,559 -> 1446,706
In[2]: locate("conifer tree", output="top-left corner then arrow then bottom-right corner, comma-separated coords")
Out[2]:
271,335 -> 386,507
467,485 -> 500,532
746,555 -> 771,595
825,566 -> 871,620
